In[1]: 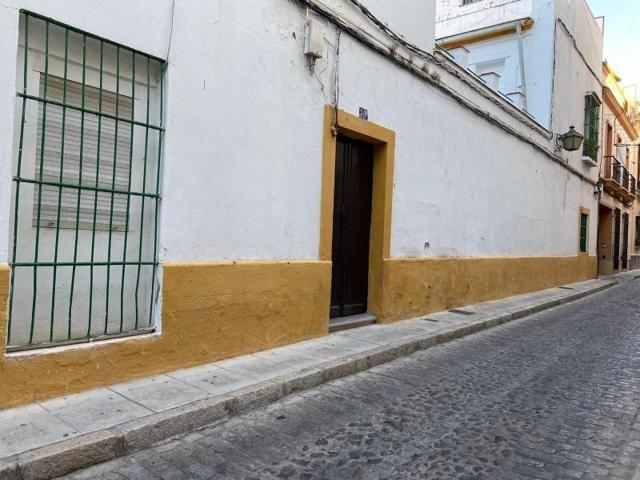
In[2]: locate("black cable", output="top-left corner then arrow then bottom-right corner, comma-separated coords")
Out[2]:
294,0 -> 596,186
346,0 -> 553,139
347,0 -> 435,59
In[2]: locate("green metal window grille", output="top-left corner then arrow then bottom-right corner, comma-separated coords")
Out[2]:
583,94 -> 600,161
8,11 -> 165,351
579,213 -> 588,253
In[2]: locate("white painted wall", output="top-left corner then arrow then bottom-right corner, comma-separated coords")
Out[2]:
1,0 -> 596,264
359,0 -> 436,52
338,34 -> 596,258
321,0 -> 436,53
161,0 -> 594,262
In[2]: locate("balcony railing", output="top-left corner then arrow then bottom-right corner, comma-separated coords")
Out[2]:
603,156 -> 637,203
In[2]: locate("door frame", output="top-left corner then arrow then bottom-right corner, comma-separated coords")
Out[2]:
320,106 -> 395,320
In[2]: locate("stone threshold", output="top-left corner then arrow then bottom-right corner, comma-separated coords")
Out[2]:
328,313 -> 377,332
0,277 -> 622,480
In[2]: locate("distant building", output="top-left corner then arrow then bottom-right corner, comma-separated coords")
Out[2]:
436,0 -> 604,132
599,62 -> 640,274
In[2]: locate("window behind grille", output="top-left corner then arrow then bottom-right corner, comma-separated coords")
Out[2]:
33,73 -> 132,231
583,94 -> 601,161
9,11 -> 165,350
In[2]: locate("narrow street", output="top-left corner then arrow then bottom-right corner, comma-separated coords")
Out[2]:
63,280 -> 640,480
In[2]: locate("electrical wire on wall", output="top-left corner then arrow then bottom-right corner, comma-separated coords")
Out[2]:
295,0 -> 597,187
347,0 -> 432,59
307,0 -> 553,139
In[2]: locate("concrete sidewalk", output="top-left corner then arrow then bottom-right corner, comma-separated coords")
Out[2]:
0,277 -> 622,480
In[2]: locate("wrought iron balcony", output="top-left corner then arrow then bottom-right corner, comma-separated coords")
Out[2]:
625,173 -> 636,203
602,156 -> 636,203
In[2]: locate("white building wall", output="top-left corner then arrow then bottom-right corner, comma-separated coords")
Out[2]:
339,34 -> 595,258
358,0 -> 436,52
0,0 -> 598,268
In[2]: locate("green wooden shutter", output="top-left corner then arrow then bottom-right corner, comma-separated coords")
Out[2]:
579,213 -> 589,253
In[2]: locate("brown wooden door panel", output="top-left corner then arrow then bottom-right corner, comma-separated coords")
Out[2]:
330,135 -> 374,319
622,213 -> 629,269
614,208 -> 621,271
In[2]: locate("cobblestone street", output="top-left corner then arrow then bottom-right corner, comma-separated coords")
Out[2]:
64,281 -> 640,480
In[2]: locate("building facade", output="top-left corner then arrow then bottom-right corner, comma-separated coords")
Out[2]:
436,0 -> 604,130
0,0 -> 599,408
599,62 -> 640,274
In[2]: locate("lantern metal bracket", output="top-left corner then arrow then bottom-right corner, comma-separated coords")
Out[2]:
555,126 -> 585,152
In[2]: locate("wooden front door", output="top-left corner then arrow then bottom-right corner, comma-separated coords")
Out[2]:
330,135 -> 374,319
614,208 -> 621,271
622,213 -> 629,269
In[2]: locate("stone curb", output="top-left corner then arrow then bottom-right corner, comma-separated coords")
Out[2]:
1,279 -> 618,480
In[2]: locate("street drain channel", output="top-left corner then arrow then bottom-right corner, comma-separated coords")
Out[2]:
557,286 -> 574,290
423,318 -> 440,323
449,309 -> 476,316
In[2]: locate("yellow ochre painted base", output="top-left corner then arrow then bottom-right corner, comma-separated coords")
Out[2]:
0,255 -> 596,409
0,261 -> 331,410
0,265 -> 8,356
377,255 -> 597,322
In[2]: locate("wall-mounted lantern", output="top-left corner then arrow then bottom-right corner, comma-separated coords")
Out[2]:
556,126 -> 584,151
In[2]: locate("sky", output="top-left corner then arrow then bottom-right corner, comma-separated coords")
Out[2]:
587,0 -> 640,93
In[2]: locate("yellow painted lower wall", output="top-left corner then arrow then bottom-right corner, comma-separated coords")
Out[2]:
0,265 -> 8,356
0,261 -> 331,409
0,255 -> 596,409
378,256 -> 597,322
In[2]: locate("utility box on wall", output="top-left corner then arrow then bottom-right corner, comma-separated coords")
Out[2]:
304,18 -> 326,59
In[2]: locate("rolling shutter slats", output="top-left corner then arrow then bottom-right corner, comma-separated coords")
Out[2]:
33,73 -> 133,231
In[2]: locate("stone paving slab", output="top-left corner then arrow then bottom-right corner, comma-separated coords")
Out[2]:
0,277 -> 618,480
39,389 -> 152,435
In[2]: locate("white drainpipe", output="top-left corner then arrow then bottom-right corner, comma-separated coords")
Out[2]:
516,22 -> 528,111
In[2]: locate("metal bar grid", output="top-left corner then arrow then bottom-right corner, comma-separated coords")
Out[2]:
16,94 -> 164,131
13,261 -> 157,267
30,19 -> 50,344
7,11 -> 165,350
13,177 -> 159,198
50,26 -> 68,341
